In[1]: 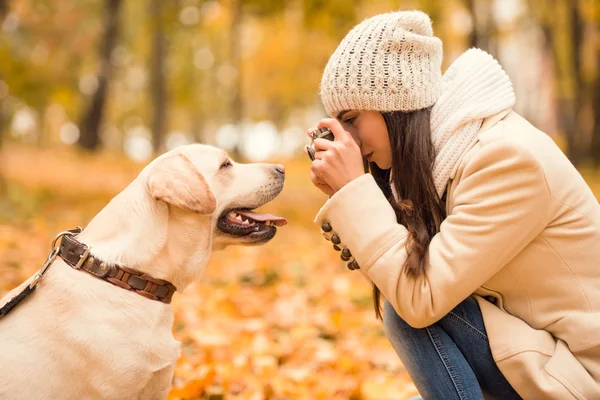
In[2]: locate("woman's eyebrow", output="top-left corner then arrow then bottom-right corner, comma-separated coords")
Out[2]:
336,110 -> 350,120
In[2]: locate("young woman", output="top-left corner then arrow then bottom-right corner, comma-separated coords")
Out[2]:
307,10 -> 600,400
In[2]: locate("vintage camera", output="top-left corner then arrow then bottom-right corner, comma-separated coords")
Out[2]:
306,127 -> 334,161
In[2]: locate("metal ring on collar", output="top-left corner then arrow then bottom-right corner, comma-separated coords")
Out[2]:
51,226 -> 83,250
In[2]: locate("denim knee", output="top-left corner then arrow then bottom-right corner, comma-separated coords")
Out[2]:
383,300 -> 417,348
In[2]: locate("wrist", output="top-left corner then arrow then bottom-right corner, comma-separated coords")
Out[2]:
336,172 -> 366,192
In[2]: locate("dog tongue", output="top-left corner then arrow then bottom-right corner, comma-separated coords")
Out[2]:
236,210 -> 288,226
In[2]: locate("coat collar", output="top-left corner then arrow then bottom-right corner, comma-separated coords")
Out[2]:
449,108 -> 513,181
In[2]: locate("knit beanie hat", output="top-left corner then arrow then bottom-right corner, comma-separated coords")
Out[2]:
320,10 -> 443,116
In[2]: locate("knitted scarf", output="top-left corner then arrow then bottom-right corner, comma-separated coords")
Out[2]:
429,48 -> 516,197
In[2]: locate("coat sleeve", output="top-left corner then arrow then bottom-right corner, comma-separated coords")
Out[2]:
314,140 -> 551,328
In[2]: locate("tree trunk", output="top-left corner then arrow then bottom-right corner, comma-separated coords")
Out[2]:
564,3 -> 584,165
229,0 -> 243,160
191,107 -> 203,143
559,99 -> 584,165
78,0 -> 122,151
534,0 -> 586,165
465,0 -> 478,48
150,0 -> 166,154
0,80 -> 4,194
0,78 -> 4,149
0,0 -> 7,195
464,0 -> 495,53
590,51 -> 600,165
0,0 -> 7,19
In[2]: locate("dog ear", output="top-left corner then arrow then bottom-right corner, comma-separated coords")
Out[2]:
147,152 -> 217,215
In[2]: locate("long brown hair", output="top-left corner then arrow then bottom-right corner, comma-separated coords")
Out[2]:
369,108 -> 446,319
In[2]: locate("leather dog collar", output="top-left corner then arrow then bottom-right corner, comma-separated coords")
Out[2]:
59,235 -> 177,304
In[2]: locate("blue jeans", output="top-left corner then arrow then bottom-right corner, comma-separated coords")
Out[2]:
383,297 -> 522,400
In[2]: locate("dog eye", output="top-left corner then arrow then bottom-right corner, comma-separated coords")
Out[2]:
220,160 -> 232,169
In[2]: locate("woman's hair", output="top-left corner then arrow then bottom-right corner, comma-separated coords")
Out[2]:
368,108 -> 447,319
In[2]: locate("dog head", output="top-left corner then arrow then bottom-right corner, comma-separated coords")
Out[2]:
146,144 -> 287,251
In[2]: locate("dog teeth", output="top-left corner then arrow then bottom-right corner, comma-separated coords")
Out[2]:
265,221 -> 272,226
242,219 -> 249,225
235,214 -> 243,221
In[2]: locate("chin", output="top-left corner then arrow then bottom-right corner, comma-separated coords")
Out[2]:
374,159 -> 392,170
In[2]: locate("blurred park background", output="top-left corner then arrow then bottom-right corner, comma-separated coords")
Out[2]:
0,0 -> 599,399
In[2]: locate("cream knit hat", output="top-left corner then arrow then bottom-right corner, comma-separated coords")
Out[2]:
320,10 -> 443,116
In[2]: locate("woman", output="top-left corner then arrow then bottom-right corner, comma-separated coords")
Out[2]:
307,10 -> 600,400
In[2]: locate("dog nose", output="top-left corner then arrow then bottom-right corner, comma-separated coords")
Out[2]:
274,164 -> 285,176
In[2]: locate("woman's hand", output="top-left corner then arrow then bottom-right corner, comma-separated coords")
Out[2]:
308,167 -> 336,197
308,118 -> 365,194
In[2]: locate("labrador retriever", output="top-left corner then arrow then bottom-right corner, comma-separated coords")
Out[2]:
0,144 -> 287,400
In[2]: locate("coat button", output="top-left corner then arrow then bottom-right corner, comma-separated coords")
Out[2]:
347,260 -> 359,270
333,245 -> 341,251
340,248 -> 351,261
331,235 -> 341,245
321,222 -> 332,232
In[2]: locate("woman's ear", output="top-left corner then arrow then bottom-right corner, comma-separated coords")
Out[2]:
147,152 -> 217,215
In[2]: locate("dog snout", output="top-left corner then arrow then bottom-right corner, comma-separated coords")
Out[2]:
274,164 -> 285,177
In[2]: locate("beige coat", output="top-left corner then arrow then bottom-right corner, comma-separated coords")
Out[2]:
315,110 -> 600,399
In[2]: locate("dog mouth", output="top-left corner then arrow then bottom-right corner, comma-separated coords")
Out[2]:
217,209 -> 288,237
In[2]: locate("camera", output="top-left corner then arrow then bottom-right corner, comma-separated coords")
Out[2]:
306,127 -> 334,161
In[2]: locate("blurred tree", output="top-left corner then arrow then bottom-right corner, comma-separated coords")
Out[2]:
173,31 -> 205,144
586,0 -> 600,164
230,0 -> 243,159
150,0 -> 166,153
301,0 -> 360,37
0,0 -> 594,169
241,0 -> 360,126
463,0 -> 496,53
592,50 -> 600,164
78,0 -> 123,151
228,0 -> 288,159
564,2 -> 585,165
3,1 -> 90,150
529,0 -> 587,165
0,0 -> 8,194
0,0 -> 7,148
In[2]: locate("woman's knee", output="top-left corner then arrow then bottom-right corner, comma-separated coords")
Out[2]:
382,300 -> 418,349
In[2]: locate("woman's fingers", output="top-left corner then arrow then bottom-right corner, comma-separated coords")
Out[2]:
312,138 -> 335,152
310,165 -> 334,196
309,169 -> 323,184
310,159 -> 329,180
310,154 -> 325,170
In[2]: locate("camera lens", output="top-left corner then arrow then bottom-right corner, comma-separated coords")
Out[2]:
307,127 -> 334,162
306,145 -> 316,161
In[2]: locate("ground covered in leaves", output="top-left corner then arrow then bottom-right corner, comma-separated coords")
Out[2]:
0,144 -> 420,400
